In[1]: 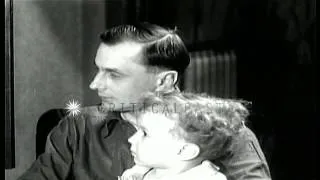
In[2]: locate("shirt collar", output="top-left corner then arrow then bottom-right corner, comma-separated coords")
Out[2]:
101,111 -> 123,138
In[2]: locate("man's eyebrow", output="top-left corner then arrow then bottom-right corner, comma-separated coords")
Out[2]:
94,64 -> 126,75
103,67 -> 121,73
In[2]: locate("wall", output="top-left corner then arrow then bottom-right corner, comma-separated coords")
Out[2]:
82,1 -> 105,106
5,0 -> 104,179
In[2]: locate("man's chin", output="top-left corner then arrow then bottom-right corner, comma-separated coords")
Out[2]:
99,102 -> 136,112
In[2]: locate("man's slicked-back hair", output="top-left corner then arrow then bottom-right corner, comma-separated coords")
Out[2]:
99,22 -> 190,75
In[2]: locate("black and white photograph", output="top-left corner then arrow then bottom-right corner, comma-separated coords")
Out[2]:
5,0 -> 316,180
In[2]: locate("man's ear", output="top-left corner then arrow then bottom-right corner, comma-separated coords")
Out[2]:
155,71 -> 178,92
177,143 -> 200,161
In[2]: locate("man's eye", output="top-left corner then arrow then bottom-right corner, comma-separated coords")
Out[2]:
142,130 -> 148,137
109,72 -> 121,78
138,129 -> 147,137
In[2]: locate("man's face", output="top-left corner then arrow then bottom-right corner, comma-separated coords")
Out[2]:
90,42 -> 157,111
128,112 -> 184,168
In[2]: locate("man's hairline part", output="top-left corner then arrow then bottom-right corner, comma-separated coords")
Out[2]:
98,39 -> 181,77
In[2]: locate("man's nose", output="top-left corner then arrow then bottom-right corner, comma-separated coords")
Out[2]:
89,73 -> 104,90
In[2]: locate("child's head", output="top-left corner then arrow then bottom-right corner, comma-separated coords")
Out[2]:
128,92 -> 249,169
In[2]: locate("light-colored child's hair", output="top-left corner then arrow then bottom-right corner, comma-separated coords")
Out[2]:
136,92 -> 249,160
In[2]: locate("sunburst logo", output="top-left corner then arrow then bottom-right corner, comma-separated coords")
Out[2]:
65,99 -> 81,116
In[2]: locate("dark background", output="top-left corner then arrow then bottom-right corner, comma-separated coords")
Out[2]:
116,0 -> 317,179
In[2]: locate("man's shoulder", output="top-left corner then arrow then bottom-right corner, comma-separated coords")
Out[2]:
228,125 -> 268,162
230,126 -> 262,151
236,126 -> 259,141
213,125 -> 271,180
77,105 -> 121,124
56,105 -> 121,134
60,105 -> 115,125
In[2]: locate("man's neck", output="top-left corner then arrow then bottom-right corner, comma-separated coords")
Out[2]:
161,85 -> 180,94
120,112 -> 138,127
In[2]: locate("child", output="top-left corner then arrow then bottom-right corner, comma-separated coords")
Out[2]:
119,92 -> 249,180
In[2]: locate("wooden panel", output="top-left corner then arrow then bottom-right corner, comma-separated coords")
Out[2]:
5,0 -> 15,169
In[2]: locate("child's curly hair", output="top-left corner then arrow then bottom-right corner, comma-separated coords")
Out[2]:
137,92 -> 249,160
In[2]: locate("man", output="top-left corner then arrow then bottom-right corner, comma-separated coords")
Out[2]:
18,22 -> 271,180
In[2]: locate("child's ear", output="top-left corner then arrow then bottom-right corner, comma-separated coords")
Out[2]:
177,143 -> 200,161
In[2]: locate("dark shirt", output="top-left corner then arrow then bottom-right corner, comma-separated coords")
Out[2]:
18,106 -> 271,180
213,126 -> 271,180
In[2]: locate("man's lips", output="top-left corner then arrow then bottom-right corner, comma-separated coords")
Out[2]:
130,150 -> 136,157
